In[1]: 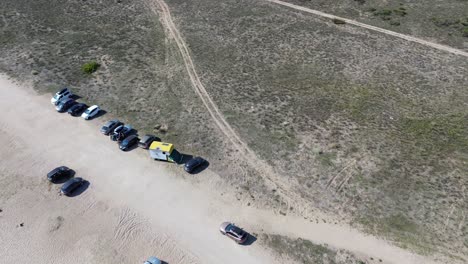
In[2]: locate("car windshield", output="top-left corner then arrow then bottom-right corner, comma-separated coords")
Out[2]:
84,108 -> 91,114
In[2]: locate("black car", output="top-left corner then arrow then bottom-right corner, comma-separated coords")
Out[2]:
56,98 -> 75,112
61,177 -> 84,196
100,119 -> 123,135
184,157 -> 206,173
47,166 -> 72,182
119,135 -> 139,151
67,103 -> 87,116
138,134 -> 158,149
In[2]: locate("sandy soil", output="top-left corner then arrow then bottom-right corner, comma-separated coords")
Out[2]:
0,75 -> 441,264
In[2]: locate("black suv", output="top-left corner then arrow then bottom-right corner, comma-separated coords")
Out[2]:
61,177 -> 84,196
100,120 -> 123,135
119,135 -> 139,151
184,157 -> 206,173
47,166 -> 72,182
68,103 -> 87,116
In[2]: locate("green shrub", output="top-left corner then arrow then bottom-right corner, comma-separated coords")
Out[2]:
332,18 -> 346,25
81,61 -> 100,74
463,27 -> 468,37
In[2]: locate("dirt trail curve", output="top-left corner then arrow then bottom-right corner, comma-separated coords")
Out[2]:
147,0 -> 292,197
266,0 -> 468,57
0,76 -> 442,264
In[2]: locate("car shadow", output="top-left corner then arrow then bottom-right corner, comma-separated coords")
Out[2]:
189,160 -> 210,175
90,109 -> 107,120
67,180 -> 90,197
71,94 -> 82,100
241,233 -> 257,246
52,169 -> 75,184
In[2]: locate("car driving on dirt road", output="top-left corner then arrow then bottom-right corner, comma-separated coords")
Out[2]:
219,222 -> 248,244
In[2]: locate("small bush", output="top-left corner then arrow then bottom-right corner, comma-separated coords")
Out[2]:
81,61 -> 100,74
393,9 -> 407,16
374,9 -> 392,16
463,27 -> 468,37
390,21 -> 401,26
332,18 -> 346,25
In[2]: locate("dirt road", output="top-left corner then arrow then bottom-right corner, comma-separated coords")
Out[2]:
265,0 -> 468,57
0,76 -> 442,263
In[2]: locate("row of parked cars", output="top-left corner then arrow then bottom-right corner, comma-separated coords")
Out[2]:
49,87 -> 249,261
51,88 -> 101,119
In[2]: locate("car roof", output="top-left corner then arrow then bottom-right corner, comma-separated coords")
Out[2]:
146,257 -> 162,264
62,177 -> 82,189
88,105 -> 98,110
123,134 -> 137,141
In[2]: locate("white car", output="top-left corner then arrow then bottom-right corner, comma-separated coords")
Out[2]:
51,88 -> 72,105
81,105 -> 100,120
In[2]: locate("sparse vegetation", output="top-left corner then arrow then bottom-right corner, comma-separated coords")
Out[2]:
261,234 -> 365,264
81,61 -> 100,74
0,0 -> 467,261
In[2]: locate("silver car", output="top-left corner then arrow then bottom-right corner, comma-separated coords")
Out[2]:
219,222 -> 248,244
144,256 -> 162,264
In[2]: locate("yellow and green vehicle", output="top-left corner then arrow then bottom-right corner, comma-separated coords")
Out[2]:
149,141 -> 182,163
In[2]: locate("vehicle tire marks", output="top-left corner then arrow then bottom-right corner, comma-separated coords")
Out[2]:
265,0 -> 468,57
148,0 -> 297,210
113,208 -> 145,247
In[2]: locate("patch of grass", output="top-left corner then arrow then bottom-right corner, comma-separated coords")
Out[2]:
463,27 -> 468,37
357,214 -> 433,255
393,9 -> 407,17
261,234 -> 364,264
390,20 -> 401,26
400,114 -> 468,155
81,61 -> 100,74
317,152 -> 336,167
373,9 -> 392,17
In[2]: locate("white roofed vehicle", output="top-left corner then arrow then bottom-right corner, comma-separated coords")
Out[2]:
81,105 -> 100,120
51,88 -> 73,105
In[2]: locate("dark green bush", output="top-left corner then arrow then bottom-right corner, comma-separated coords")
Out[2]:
81,61 -> 100,74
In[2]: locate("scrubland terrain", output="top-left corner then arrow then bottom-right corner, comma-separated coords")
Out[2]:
283,0 -> 468,50
0,0 -> 466,262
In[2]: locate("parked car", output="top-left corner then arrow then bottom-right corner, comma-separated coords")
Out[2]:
184,157 -> 206,173
81,105 -> 100,120
55,98 -> 76,112
100,119 -> 123,135
61,177 -> 84,196
67,103 -> 87,116
138,134 -> 158,149
119,135 -> 139,151
144,257 -> 162,264
51,88 -> 73,105
47,166 -> 72,182
219,222 -> 248,244
110,124 -> 133,141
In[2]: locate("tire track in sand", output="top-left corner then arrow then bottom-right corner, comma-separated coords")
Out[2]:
147,0 -> 291,197
266,0 -> 468,57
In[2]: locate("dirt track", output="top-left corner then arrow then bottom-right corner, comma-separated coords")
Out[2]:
0,76 -> 443,263
266,0 -> 468,57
